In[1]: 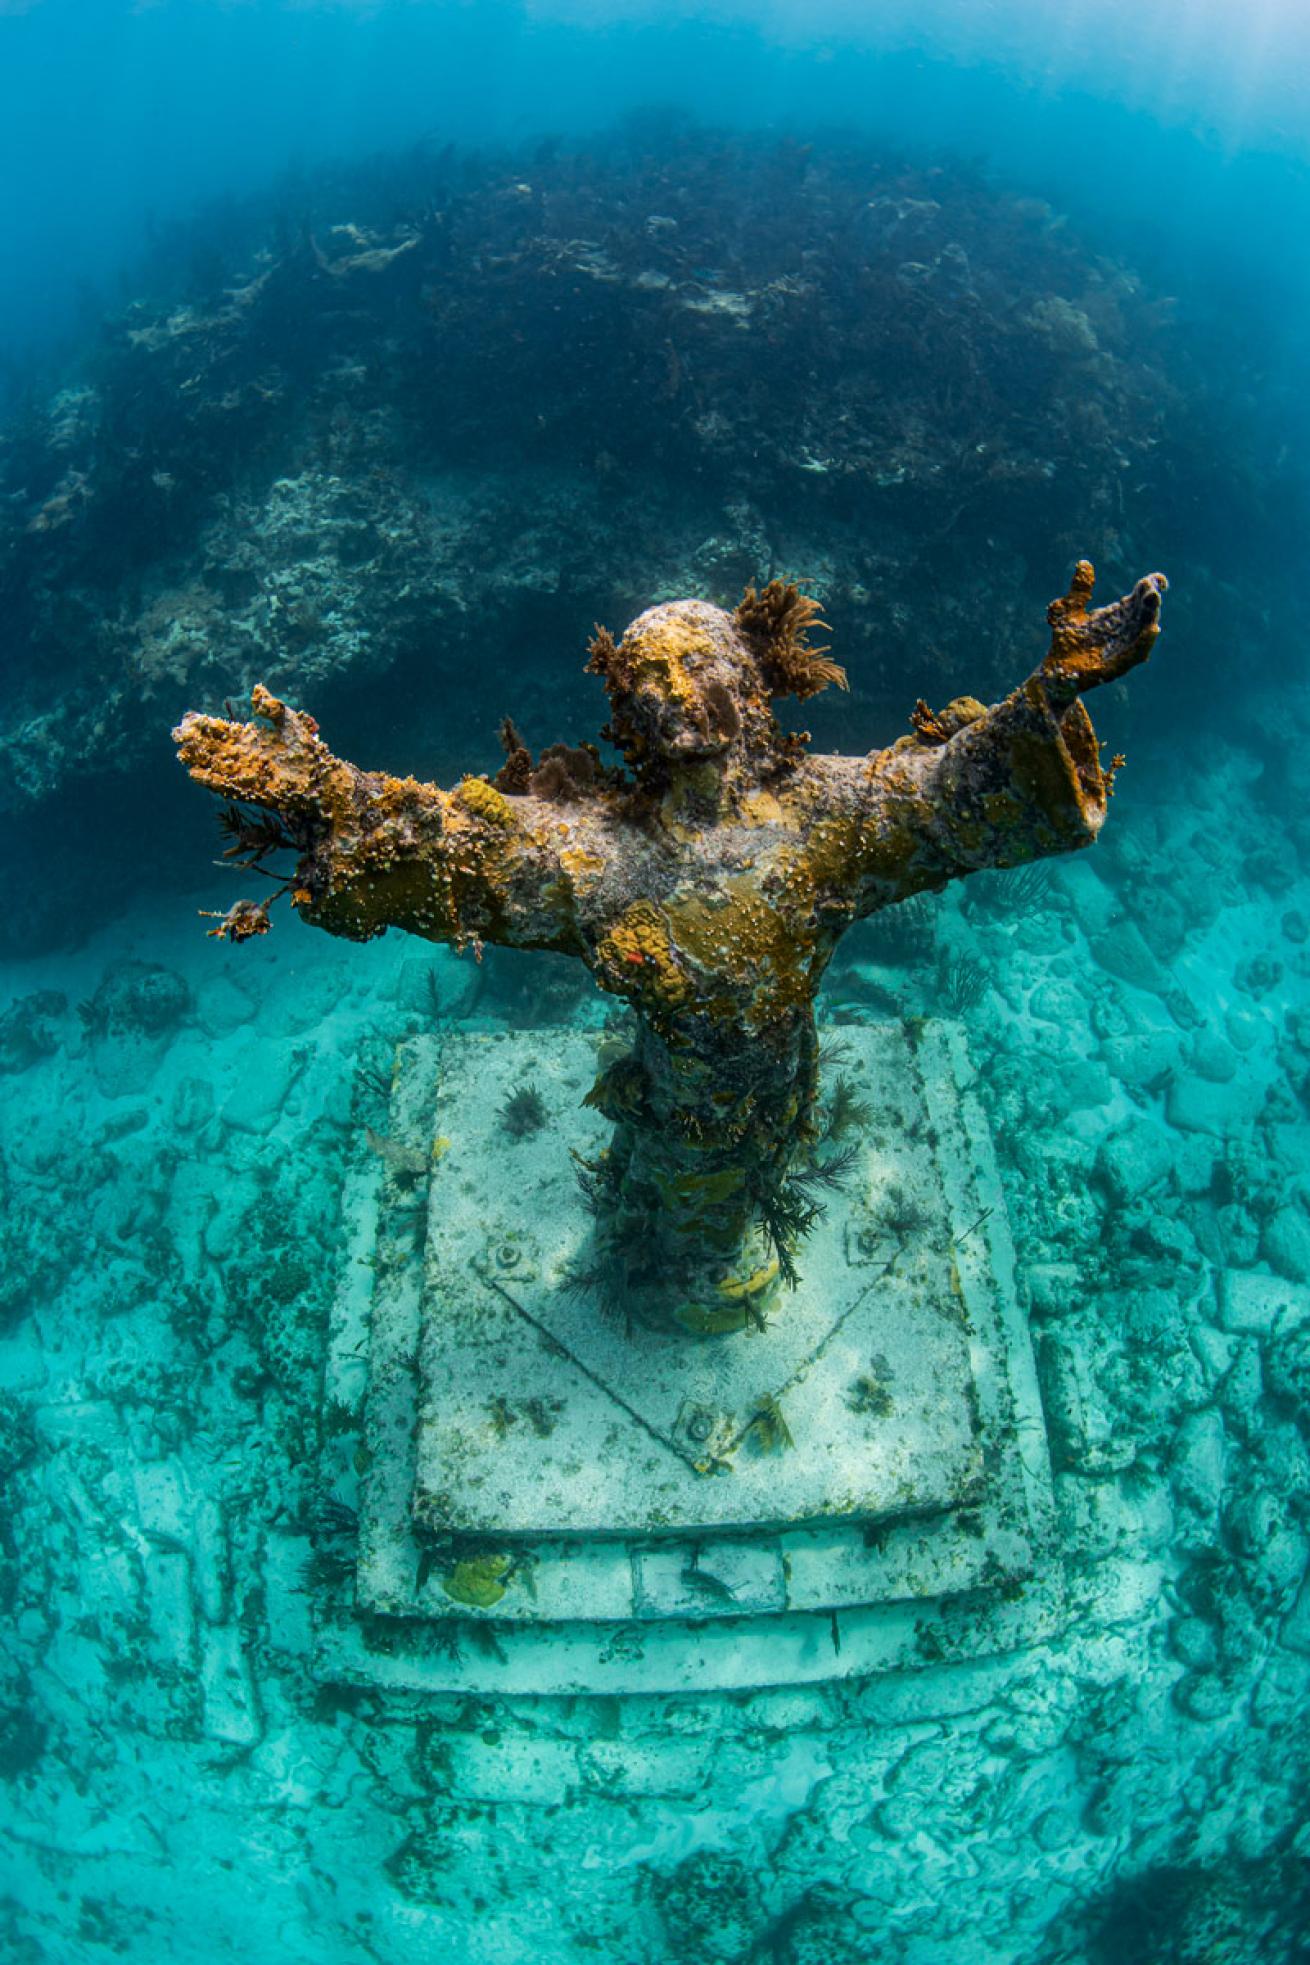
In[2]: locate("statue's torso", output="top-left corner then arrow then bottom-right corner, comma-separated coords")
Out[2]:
545,760 -> 867,1032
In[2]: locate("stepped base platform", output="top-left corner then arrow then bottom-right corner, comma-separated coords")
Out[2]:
314,1020 -> 1056,1695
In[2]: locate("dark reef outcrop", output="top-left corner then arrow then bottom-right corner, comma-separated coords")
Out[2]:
0,128 -> 1281,947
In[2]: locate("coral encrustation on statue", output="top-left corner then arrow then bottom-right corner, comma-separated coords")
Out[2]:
175,560 -> 1164,1336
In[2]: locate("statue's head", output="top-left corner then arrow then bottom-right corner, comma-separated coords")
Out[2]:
587,586 -> 847,781
589,600 -> 758,767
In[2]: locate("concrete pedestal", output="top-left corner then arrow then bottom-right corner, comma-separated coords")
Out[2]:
315,1021 -> 1056,1695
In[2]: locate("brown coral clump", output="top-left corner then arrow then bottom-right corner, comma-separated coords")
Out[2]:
734,580 -> 848,702
492,718 -> 534,794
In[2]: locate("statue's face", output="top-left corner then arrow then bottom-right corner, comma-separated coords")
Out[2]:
608,601 -> 759,765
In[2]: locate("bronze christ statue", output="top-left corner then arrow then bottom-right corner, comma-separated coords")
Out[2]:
175,560 -> 1165,1333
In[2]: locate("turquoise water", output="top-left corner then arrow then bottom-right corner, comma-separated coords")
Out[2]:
1,4 -> 1308,1961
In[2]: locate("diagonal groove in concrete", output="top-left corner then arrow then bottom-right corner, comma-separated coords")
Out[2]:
476,1262 -> 707,1475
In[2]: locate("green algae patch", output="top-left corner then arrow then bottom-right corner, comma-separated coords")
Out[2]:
442,1553 -> 513,1608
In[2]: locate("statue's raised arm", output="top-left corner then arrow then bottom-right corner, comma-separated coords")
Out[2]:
175,561 -> 1164,1335
803,559 -> 1168,920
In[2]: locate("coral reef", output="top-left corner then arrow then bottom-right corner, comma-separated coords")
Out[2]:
0,989 -> 66,1074
175,562 -> 1163,1330
0,127 -> 1281,953
77,960 -> 191,1041
78,959 -> 193,1096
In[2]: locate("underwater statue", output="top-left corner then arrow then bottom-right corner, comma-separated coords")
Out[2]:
175,560 -> 1165,1334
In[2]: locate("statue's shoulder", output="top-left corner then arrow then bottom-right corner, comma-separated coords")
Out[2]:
785,750 -> 870,800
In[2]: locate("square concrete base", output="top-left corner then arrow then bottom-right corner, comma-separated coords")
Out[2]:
413,1025 -> 982,1539
315,1021 -> 1056,1695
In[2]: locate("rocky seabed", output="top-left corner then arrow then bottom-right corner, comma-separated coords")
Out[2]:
0,733 -> 1307,1964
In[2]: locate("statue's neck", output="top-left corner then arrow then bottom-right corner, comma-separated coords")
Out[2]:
656,754 -> 753,830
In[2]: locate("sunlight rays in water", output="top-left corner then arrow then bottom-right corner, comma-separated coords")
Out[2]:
532,0 -> 1310,154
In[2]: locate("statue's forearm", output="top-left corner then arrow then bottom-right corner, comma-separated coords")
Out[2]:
174,686 -> 583,953
846,563 -> 1165,906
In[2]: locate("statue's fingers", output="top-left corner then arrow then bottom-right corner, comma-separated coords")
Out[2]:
173,710 -> 285,805
1044,568 -> 1166,701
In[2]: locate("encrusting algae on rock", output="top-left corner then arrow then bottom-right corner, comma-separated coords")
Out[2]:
174,561 -> 1165,1334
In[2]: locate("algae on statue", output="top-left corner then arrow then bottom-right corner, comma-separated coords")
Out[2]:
175,559 -> 1165,1333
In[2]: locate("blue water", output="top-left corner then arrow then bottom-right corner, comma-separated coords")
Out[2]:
1,4 -> 1308,1961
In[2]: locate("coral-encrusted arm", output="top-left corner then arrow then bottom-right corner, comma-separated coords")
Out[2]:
839,562 -> 1166,912
1041,560 -> 1166,708
173,685 -> 582,952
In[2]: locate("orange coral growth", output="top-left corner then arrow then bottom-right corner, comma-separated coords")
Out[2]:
1043,560 -> 1166,707
910,700 -> 952,744
199,897 -> 273,942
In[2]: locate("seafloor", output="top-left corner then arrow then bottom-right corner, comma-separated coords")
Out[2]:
1,131 -> 1309,1964
2,733 -> 1308,1961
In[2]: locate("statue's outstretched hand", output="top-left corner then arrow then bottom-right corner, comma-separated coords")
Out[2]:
173,685 -> 339,817
1042,561 -> 1167,708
